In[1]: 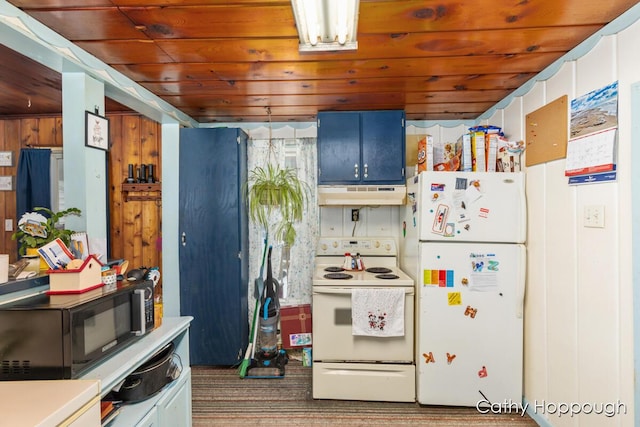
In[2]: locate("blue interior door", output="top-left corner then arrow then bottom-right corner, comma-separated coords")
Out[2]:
179,128 -> 248,365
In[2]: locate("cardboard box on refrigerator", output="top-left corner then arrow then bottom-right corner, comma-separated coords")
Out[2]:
280,304 -> 312,349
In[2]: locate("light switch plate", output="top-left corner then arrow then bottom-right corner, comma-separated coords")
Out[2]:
0,175 -> 14,191
584,205 -> 605,228
0,151 -> 12,167
4,219 -> 12,232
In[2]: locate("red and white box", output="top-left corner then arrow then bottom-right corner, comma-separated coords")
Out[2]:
47,255 -> 104,294
280,304 -> 312,349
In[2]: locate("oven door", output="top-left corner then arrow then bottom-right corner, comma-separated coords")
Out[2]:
312,286 -> 414,362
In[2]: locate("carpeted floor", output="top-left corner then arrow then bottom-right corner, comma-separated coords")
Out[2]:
191,361 -> 539,426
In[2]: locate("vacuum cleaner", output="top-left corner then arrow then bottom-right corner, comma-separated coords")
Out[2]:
244,246 -> 287,378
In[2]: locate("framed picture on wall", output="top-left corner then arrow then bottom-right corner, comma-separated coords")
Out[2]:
85,110 -> 109,151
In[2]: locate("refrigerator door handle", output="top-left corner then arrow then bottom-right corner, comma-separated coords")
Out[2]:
516,245 -> 526,318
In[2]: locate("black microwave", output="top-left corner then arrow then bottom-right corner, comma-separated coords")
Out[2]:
0,279 -> 154,380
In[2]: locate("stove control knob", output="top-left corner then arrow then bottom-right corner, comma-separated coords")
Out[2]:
332,241 -> 338,248
320,243 -> 327,251
384,243 -> 391,251
374,240 -> 380,248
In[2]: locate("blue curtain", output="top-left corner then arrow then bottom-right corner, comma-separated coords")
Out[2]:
16,148 -> 51,221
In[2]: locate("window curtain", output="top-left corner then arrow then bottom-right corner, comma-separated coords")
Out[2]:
247,137 -> 318,307
16,148 -> 51,221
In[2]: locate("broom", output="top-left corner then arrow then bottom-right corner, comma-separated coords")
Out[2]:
239,236 -> 269,378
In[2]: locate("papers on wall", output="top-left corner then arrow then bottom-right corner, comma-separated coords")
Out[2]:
565,81 -> 618,185
565,128 -> 617,177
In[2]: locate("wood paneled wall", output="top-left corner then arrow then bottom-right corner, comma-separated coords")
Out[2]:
0,116 -> 63,261
0,113 -> 162,296
108,114 -> 162,295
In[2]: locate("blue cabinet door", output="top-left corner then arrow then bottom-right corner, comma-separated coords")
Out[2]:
361,110 -> 405,184
317,110 -> 405,185
317,111 -> 360,184
179,128 -> 249,366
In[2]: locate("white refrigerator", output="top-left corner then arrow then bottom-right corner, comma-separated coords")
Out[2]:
400,171 -> 526,407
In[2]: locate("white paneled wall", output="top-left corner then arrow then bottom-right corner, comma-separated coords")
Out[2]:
489,22 -> 636,427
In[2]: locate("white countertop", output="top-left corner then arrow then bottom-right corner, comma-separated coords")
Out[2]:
0,317 -> 193,427
0,379 -> 100,426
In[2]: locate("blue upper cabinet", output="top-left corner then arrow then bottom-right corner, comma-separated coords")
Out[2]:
317,110 -> 405,185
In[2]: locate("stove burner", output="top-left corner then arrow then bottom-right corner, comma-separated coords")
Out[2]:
366,267 -> 392,274
375,274 -> 399,280
324,273 -> 353,280
324,266 -> 345,273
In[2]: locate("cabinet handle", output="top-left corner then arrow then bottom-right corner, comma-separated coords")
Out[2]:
364,163 -> 368,178
354,163 -> 359,179
181,232 -> 187,246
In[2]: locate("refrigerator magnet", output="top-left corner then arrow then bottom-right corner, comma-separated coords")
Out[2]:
432,204 -> 449,233
422,352 -> 435,364
464,305 -> 478,318
444,223 -> 455,236
478,366 -> 488,378
446,352 -> 456,364
447,292 -> 462,306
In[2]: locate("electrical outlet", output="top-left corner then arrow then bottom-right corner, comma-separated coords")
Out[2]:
584,205 -> 605,228
351,209 -> 359,222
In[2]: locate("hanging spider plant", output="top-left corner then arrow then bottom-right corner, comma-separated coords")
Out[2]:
245,163 -> 309,246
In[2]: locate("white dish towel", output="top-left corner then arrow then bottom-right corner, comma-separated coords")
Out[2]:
351,288 -> 405,337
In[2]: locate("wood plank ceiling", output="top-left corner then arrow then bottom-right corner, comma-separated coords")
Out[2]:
2,0 -> 638,123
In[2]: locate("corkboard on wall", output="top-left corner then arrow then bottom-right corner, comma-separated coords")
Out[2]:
525,95 -> 568,166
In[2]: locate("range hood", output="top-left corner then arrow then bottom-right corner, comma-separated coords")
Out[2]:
318,185 -> 406,206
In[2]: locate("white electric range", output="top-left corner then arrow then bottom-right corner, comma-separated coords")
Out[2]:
312,237 -> 415,403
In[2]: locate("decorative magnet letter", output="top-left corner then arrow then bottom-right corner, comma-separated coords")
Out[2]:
472,260 -> 484,272
461,277 -> 469,286
422,352 -> 435,364
478,366 -> 488,378
446,353 -> 456,365
464,305 -> 477,318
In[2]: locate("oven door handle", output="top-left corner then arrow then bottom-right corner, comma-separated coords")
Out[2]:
313,287 -> 414,295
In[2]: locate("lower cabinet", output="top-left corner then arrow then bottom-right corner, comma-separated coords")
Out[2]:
134,369 -> 191,427
154,369 -> 192,426
80,317 -> 193,427
135,407 -> 157,427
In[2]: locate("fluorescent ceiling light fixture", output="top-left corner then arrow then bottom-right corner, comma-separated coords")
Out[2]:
291,0 -> 359,52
